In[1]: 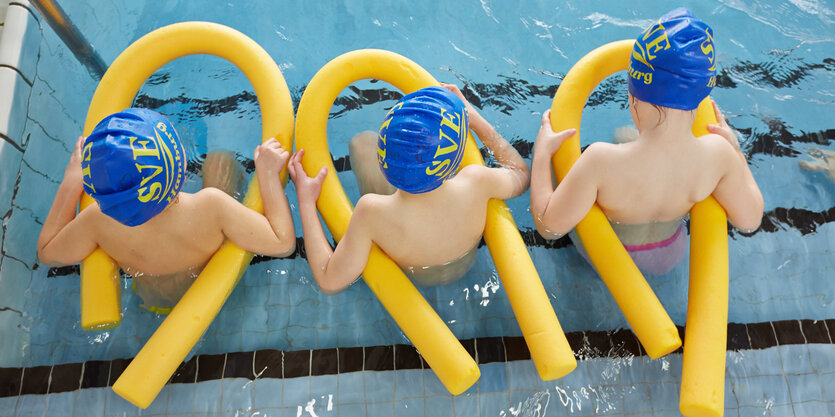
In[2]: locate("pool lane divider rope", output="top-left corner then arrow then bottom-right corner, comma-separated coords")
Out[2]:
79,22 -> 294,408
295,49 -> 577,395
550,39 -> 728,417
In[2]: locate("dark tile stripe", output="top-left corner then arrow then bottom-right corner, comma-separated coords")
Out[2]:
224,352 -> 254,380
363,346 -> 393,372
773,320 -> 806,345
283,350 -> 310,378
108,359 -> 131,387
727,323 -> 751,351
475,337 -> 505,364
48,363 -> 81,394
170,357 -> 197,384
80,361 -> 109,389
503,336 -> 531,362
583,330 -> 614,358
825,319 -> 835,340
565,331 -> 584,360
2,318 -> 830,398
610,328 -> 642,357
747,322 -> 778,349
338,347 -> 363,374
311,349 -> 338,376
800,319 -> 831,344
196,354 -> 226,382
674,325 -> 687,354
20,366 -> 50,395
393,345 -> 422,371
0,367 -> 22,397
253,350 -> 283,379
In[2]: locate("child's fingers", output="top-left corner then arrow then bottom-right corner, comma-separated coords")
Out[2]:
556,128 -> 577,140
707,124 -> 729,136
541,109 -> 552,127
289,158 -> 304,179
707,124 -> 737,146
287,159 -> 296,177
315,166 -> 328,181
711,100 -> 729,127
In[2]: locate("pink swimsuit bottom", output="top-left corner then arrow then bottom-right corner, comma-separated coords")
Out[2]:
573,224 -> 687,276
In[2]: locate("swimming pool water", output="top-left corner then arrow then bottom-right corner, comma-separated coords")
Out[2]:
0,0 -> 833,415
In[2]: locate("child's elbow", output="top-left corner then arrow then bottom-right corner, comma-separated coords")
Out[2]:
534,218 -> 567,240
731,203 -> 764,233
318,280 -> 346,296
37,247 -> 68,268
276,238 -> 297,258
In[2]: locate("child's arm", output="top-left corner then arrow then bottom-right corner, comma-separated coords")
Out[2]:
37,137 -> 97,266
212,138 -> 296,257
287,150 -> 373,294
707,101 -> 764,231
440,83 -> 530,199
530,110 -> 598,239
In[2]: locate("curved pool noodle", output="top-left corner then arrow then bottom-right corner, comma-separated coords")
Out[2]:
550,39 -> 682,359
79,22 -> 294,408
550,40 -> 729,415
294,49 -> 576,393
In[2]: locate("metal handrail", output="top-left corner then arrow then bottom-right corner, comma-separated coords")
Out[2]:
29,0 -> 108,79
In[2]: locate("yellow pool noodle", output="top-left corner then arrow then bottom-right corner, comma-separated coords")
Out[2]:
679,99 -> 729,417
550,40 -> 681,359
294,49 -> 576,392
79,22 -> 294,409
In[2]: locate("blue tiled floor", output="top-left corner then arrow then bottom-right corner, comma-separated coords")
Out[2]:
21,347 -> 832,416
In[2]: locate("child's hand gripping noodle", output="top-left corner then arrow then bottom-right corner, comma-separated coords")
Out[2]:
289,84 -> 530,293
38,109 -> 296,311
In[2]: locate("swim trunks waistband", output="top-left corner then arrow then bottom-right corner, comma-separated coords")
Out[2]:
623,224 -> 684,252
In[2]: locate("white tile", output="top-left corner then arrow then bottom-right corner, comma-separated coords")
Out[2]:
0,4 -> 40,82
0,66 -> 32,148
0,2 -> 8,25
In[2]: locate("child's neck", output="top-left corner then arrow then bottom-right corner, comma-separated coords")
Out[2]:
638,111 -> 696,141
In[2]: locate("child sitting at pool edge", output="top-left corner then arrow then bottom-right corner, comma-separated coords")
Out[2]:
37,109 -> 296,310
289,83 -> 530,293
530,8 -> 764,275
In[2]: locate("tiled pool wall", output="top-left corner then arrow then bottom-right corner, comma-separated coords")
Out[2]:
1,320 -> 834,416
1,0 -> 56,369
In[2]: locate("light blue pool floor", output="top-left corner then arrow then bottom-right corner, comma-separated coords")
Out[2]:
4,344 -> 834,417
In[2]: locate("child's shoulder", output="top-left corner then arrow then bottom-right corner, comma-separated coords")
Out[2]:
695,132 -> 739,159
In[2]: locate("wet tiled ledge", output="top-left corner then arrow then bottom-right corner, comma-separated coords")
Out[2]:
0,0 -> 39,151
0,318 -> 832,397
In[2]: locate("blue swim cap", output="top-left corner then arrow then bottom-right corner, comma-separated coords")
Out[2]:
628,8 -> 717,111
377,86 -> 469,194
81,108 -> 186,226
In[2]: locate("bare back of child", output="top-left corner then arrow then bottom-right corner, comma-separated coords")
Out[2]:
289,84 -> 530,293
531,8 -> 764,275
37,109 -> 296,310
